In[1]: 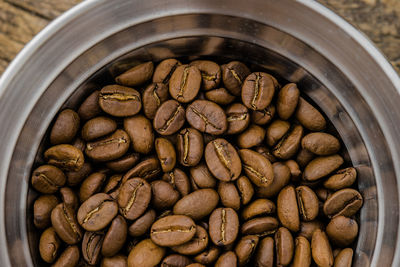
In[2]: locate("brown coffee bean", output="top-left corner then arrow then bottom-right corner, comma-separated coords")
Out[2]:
326,216 -> 358,247
272,124 -> 303,160
66,162 -> 92,186
296,185 -> 319,221
39,227 -> 61,263
52,245 -> 80,267
299,220 -> 325,241
161,254 -> 192,267
241,199 -> 276,221
79,172 -> 106,202
302,132 -> 340,156
194,245 -> 220,265
334,248 -> 353,267
82,231 -> 104,265
295,97 -> 326,131
303,155 -> 344,181
236,176 -> 254,205
45,144 -> 84,172
323,188 -> 363,218
242,72 -> 276,110
241,216 -> 279,235
127,239 -> 165,267
50,109 -> 80,145
118,178 -> 151,220
51,203 -> 82,244
115,61 -> 154,86
99,85 -> 142,117
81,116 -> 117,141
162,168 -> 191,196
324,167 -> 357,191
122,157 -> 161,183
169,64 -> 201,103
205,87 -> 235,105
190,60 -> 221,90
102,215 -> 127,257
77,193 -> 118,231
218,182 -> 241,210
34,195 -> 59,229
59,188 -> 78,212
257,162 -> 291,198
266,119 -> 290,147
222,61 -> 251,96
85,129 -> 130,161
215,251 -> 237,267
190,163 -> 217,189
173,189 -> 219,220
177,128 -> 204,167
251,105 -> 275,125
103,174 -> 123,200
293,236 -> 311,267
172,225 -> 209,255
284,160 -> 301,182
105,153 -> 140,173
277,83 -> 300,120
153,58 -> 181,84
151,180 -> 180,210
277,185 -> 300,232
235,235 -> 259,266
78,90 -> 102,121
275,227 -> 294,266
296,148 -> 315,168
254,236 -> 274,267
209,208 -> 239,246
101,255 -> 127,267
31,165 -> 66,194
124,115 -> 154,154
154,100 -> 186,135
205,138 -> 241,181
150,215 -> 196,246
311,229 -> 333,267
225,103 -> 250,134
129,209 -> 156,237
186,100 -> 227,135
237,124 -> 266,148
239,149 -> 274,188
72,137 -> 86,152
142,82 -> 169,119
155,137 -> 176,172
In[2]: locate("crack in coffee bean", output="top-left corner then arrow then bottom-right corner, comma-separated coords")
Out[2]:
251,73 -> 261,110
152,85 -> 161,106
183,130 -> 190,164
100,93 -> 140,101
162,62 -> 179,84
121,182 -> 143,216
82,201 -> 110,224
86,137 -> 127,151
201,72 -> 218,81
190,106 -> 222,131
220,209 -> 226,243
177,66 -> 190,99
243,164 -> 269,184
229,68 -> 242,84
151,225 -> 196,234
158,106 -> 183,132
62,205 -> 80,237
213,141 -> 232,178
37,173 -> 60,188
227,113 -> 248,122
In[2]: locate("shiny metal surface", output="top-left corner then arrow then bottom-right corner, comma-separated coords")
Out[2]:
0,0 -> 399,266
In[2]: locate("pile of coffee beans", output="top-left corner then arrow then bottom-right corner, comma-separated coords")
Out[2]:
31,58 -> 363,267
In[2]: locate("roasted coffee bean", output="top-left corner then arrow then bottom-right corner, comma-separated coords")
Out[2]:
222,61 -> 251,96
127,239 -> 166,267
209,208 -> 239,246
116,61 -> 154,86
312,229 -> 334,267
241,199 -> 276,221
296,185 -> 319,221
103,174 -> 123,200
122,157 -> 161,183
303,155 -> 344,181
85,130 -> 130,161
186,100 -> 227,135
293,236 -> 311,267
302,132 -> 340,156
66,162 -> 92,186
82,231 -> 104,265
161,254 -> 192,267
155,137 -> 176,172
177,128 -> 203,167
39,227 -> 61,263
172,225 -> 209,255
284,160 -> 302,182
193,245 -> 220,265
162,168 -> 191,196
205,138 -> 241,181
151,180 -> 180,210
257,162 -> 291,198
215,251 -> 237,267
239,149 -> 274,188
77,193 -> 118,231
105,153 -> 140,173
78,90 -> 102,121
324,167 -> 357,191
153,58 -> 181,84
81,116 -> 117,141
236,176 -> 254,205
190,60 -> 221,90
295,97 -> 326,131
53,245 -> 80,267
79,172 -> 106,203
226,103 -> 250,134
34,194 -> 59,229
59,187 -> 77,211
205,87 -> 235,105
277,83 -> 300,120
45,144 -> 84,172
142,82 -> 169,119
128,209 -> 156,237
326,216 -> 358,247
242,72 -> 276,110
241,216 -> 279,236
51,203 -> 82,244
31,165 -> 66,194
277,185 -> 300,232
275,227 -> 294,266
218,182 -> 241,210
154,100 -> 186,135
272,124 -> 303,160
169,64 -> 201,103
190,163 -> 217,189
101,215 -> 127,257
323,188 -> 363,218
118,178 -> 151,220
254,236 -> 274,267
50,109 -> 80,145
251,105 -> 275,125
266,120 -> 290,147
173,189 -> 219,220
237,124 -> 266,148
150,215 -> 196,246
334,248 -> 353,267
124,115 -> 154,154
235,235 -> 259,266
99,85 -> 141,117
101,254 -> 127,267
72,137 -> 86,152
296,148 -> 315,168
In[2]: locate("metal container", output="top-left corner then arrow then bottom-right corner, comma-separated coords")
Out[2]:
0,0 -> 399,266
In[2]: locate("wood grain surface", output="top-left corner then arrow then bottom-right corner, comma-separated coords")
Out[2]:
0,0 -> 399,76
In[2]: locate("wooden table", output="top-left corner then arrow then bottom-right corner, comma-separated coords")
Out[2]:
0,0 -> 399,76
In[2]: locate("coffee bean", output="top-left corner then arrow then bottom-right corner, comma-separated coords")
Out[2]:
155,137 -> 176,172
101,255 -> 127,267
277,83 -> 300,120
124,115 -> 154,154
323,167 -> 357,191
296,148 -> 315,168
177,128 -> 203,167
296,185 -> 319,221
34,195 -> 59,229
241,199 -> 276,221
254,236 -> 274,267
323,188 -> 363,218
154,100 -> 186,135
85,129 -> 130,161
193,245 -> 221,265
215,251 -> 237,267
295,97 -> 326,131
303,155 -> 344,181
172,225 -> 209,255
151,180 -> 180,210
45,144 -> 84,172
256,162 -> 291,198
334,248 -> 353,267
142,82 -> 169,119
78,90 -> 102,121
81,116 -> 117,141
236,176 -> 254,205
82,231 -> 104,265
128,209 -> 156,237
277,185 -> 300,232
272,124 -> 303,160
153,58 -> 181,84
102,215 -> 127,257
205,87 -> 236,105
205,138 -> 241,181
222,61 -> 251,96
99,85 -> 142,117
105,153 -> 140,173
218,182 -> 241,210
31,165 -> 66,194
128,239 -> 166,267
150,215 -> 196,246
239,149 -> 274,188
186,100 -> 227,135
293,236 -> 311,267
225,103 -> 250,135
161,254 -> 192,267
116,61 -> 154,86
241,216 -> 279,236
190,60 -> 221,90
251,105 -> 275,125
118,178 -> 151,220
311,229 -> 333,267
51,203 -> 82,244
302,132 -> 340,156
266,120 -> 290,147
66,162 -> 92,186
39,227 -> 61,263
237,124 -> 266,148
173,189 -> 219,220
103,174 -> 123,200
235,235 -> 259,266
326,216 -> 358,247
275,227 -> 294,266
79,172 -> 106,202
190,163 -> 217,189
50,109 -> 80,145
122,157 -> 161,183
52,245 -> 80,267
162,168 -> 191,196
209,208 -> 239,246
242,72 -> 276,110
169,64 -> 201,103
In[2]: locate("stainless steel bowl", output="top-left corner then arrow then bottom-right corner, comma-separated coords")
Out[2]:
0,0 -> 399,266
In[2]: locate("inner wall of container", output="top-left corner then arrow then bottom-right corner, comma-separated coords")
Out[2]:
23,36 -> 376,266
